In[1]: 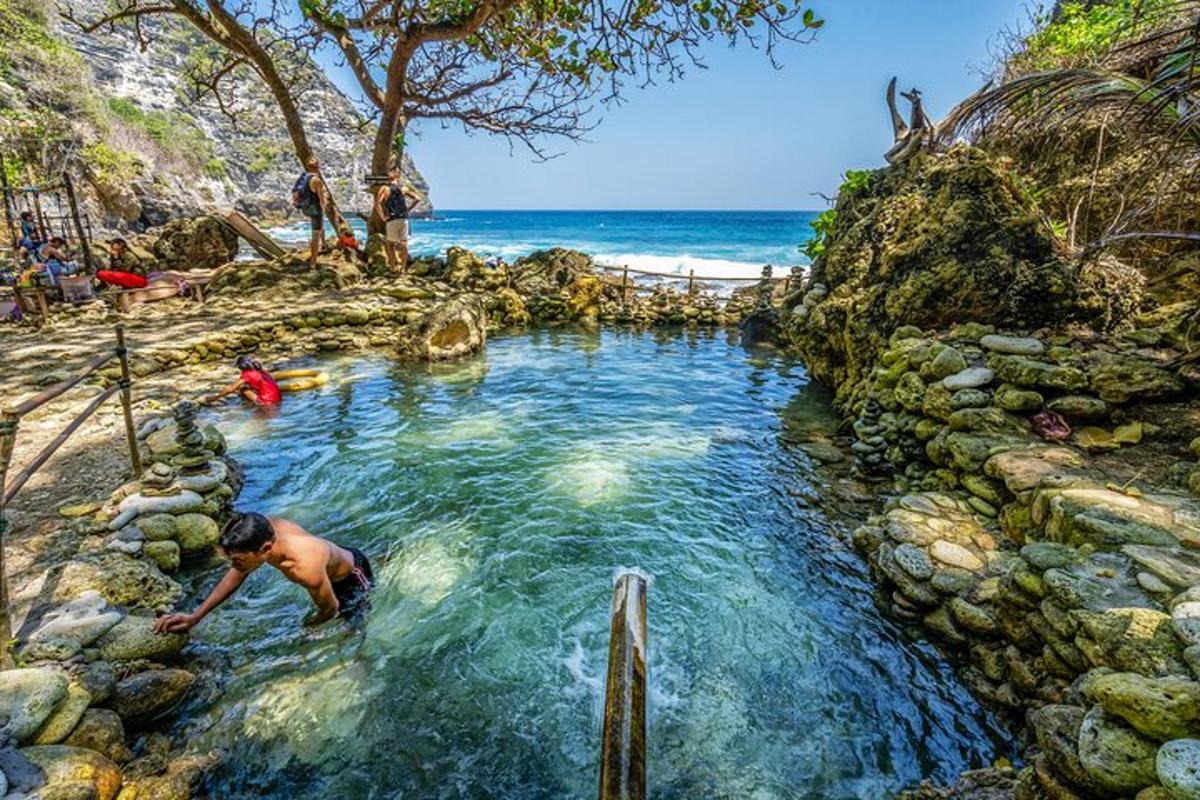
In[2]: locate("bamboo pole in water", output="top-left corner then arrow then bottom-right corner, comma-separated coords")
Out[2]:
598,570 -> 649,800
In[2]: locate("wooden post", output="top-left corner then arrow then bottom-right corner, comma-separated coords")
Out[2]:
115,325 -> 142,477
32,287 -> 48,317
24,165 -> 47,245
0,152 -> 17,247
621,267 -> 630,303
0,410 -> 18,668
62,172 -> 94,274
687,269 -> 695,295
599,570 -> 649,800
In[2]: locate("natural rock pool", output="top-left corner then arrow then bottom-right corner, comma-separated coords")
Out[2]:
176,329 -> 1012,798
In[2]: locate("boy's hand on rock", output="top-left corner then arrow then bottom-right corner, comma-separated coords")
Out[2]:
154,613 -> 196,634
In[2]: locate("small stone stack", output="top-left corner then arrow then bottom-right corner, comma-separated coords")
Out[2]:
169,401 -> 213,472
851,393 -> 891,478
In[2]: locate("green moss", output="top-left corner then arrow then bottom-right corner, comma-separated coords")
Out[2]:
82,142 -> 142,183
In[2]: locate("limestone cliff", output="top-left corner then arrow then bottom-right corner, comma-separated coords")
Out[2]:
0,0 -> 430,233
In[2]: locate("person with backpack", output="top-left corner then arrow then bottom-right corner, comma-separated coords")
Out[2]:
292,157 -> 328,268
373,162 -> 419,272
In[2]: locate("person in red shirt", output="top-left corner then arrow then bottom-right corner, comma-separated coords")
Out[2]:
205,356 -> 282,406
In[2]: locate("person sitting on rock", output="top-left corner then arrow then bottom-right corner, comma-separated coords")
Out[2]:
335,223 -> 363,263
205,355 -> 282,406
95,237 -> 148,289
35,236 -> 78,285
154,512 -> 376,634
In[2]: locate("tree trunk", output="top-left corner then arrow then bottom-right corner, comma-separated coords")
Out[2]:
369,107 -> 407,236
192,1 -> 348,229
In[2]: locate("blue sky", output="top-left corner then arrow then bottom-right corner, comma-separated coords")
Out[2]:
385,1 -> 1036,210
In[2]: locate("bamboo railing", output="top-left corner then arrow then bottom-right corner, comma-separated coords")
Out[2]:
597,264 -> 797,301
0,324 -> 142,666
599,570 -> 650,800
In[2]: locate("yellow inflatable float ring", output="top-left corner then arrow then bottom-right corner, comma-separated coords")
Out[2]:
272,369 -> 330,392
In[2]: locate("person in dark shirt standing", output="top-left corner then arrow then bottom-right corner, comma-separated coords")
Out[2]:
293,158 -> 328,268
373,162 -> 418,272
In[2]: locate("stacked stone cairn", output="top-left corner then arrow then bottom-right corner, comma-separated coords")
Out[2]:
0,403 -> 238,798
847,321 -> 1200,798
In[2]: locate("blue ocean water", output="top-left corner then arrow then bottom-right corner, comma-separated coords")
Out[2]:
270,209 -> 818,280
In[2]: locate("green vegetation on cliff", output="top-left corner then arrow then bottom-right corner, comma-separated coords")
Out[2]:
1014,0 -> 1176,70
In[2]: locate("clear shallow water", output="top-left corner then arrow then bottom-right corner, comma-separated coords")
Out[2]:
268,209 -> 817,279
182,330 -> 1012,798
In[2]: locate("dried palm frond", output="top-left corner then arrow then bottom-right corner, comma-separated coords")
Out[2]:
941,2 -> 1200,149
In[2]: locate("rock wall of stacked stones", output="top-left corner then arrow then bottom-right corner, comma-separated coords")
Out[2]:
846,323 -> 1200,798
0,403 -> 240,799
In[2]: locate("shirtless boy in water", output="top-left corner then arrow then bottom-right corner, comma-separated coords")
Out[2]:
154,512 -> 374,634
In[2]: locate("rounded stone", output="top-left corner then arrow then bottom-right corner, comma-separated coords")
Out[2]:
0,667 -> 69,742
1077,705 -> 1159,795
20,745 -> 122,800
994,383 -> 1043,412
1175,602 -> 1200,647
144,540 -> 181,573
1138,571 -> 1174,595
111,669 -> 196,723
137,514 -> 178,542
942,367 -> 995,391
951,389 -> 992,410
893,543 -> 935,581
1157,738 -> 1200,799
174,513 -> 220,555
930,539 -> 984,571
980,334 -> 1046,356
64,709 -> 130,763
929,347 -> 969,380
1046,395 -> 1108,421
32,683 -> 92,745
95,616 -> 188,663
1088,673 -> 1200,741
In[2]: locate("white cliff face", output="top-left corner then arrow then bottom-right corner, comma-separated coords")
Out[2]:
33,0 -> 430,229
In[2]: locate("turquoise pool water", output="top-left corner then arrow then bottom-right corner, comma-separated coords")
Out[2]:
180,329 -> 1011,798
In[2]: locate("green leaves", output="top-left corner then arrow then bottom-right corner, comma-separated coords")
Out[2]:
802,8 -> 823,29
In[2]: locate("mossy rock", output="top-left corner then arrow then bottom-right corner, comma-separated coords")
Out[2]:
780,146 -> 1139,409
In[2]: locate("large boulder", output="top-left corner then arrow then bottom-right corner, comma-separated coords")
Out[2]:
782,147 -> 1142,409
397,295 -> 486,361
1086,672 -> 1200,741
148,214 -> 238,271
509,248 -> 596,297
20,744 -> 123,800
52,553 -> 181,612
1076,705 -> 1160,795
0,668 -> 69,743
207,252 -> 363,296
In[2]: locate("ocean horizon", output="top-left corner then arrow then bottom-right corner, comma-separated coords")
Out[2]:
269,208 -> 819,280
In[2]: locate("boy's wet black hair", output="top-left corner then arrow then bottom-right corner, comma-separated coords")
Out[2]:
235,355 -> 263,372
219,512 -> 275,553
